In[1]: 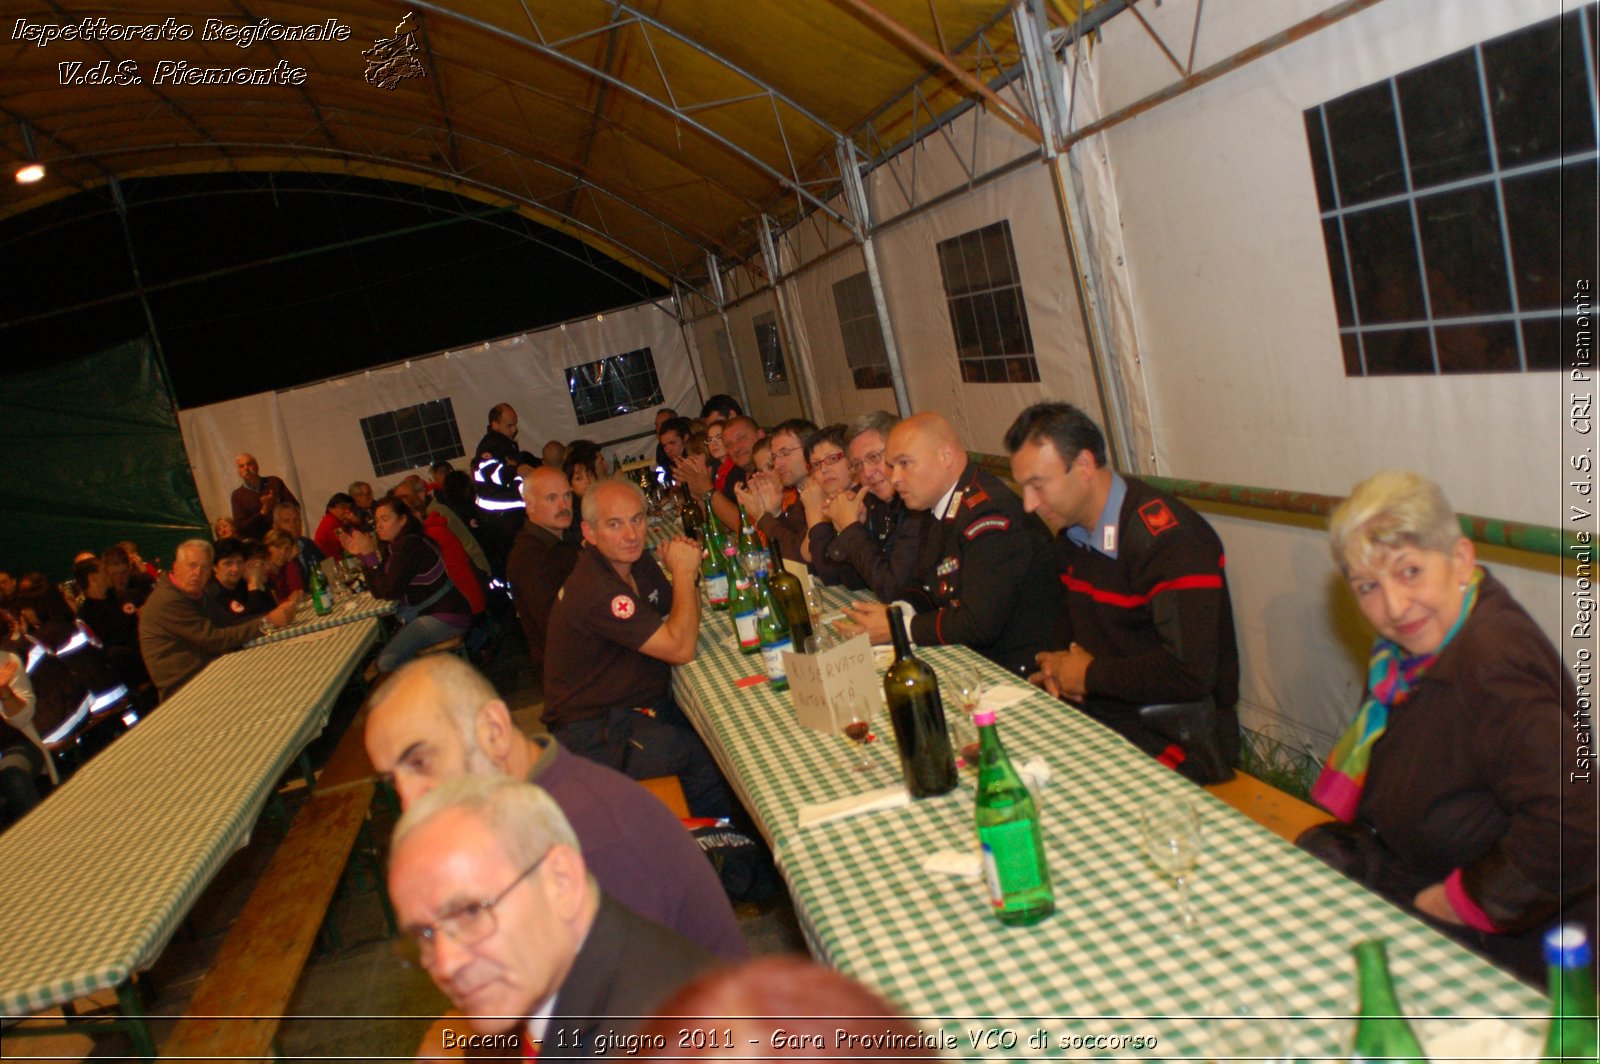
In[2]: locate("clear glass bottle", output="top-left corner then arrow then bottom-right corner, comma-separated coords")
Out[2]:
973,708 -> 1053,926
882,605 -> 957,798
700,494 -> 729,610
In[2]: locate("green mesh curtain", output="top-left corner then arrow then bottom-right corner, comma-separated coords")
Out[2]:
0,339 -> 206,581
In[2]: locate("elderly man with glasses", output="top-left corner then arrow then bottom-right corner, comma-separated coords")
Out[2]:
805,411 -> 931,602
389,776 -> 714,1059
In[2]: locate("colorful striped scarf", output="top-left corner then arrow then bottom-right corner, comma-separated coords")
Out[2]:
1311,567 -> 1483,821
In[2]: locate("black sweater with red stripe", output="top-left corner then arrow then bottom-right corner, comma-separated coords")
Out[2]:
1054,476 -> 1239,708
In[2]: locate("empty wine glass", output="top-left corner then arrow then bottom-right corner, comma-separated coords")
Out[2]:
947,662 -> 985,770
804,581 -> 825,627
833,688 -> 876,773
1140,794 -> 1203,937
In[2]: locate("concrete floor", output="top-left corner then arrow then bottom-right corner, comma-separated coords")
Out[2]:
5,624 -> 808,1063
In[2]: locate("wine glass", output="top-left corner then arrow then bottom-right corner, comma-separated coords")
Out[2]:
1140,794 -> 1203,937
804,581 -> 825,627
947,662 -> 985,770
833,688 -> 876,773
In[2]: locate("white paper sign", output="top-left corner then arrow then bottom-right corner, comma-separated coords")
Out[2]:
782,633 -> 877,734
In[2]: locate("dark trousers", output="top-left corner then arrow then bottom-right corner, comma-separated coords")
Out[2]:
551,696 -> 735,820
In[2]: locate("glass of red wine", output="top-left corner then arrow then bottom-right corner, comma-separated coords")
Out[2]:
834,688 -> 876,773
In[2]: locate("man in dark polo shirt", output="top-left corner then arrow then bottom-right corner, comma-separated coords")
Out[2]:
542,479 -> 732,818
505,467 -> 580,677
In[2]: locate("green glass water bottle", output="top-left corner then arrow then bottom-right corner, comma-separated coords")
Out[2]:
701,496 -> 730,610
308,561 -> 332,616
1350,939 -> 1428,1062
1539,924 -> 1598,1063
754,567 -> 794,691
727,553 -> 760,654
973,708 -> 1053,926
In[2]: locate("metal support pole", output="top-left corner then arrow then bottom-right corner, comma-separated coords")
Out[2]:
1016,2 -> 1137,471
836,138 -> 913,416
757,214 -> 819,423
109,177 -> 169,371
669,285 -> 710,408
706,253 -> 753,415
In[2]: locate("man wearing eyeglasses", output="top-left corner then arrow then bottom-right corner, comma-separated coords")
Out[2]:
809,411 -> 931,603
736,417 -> 817,563
389,776 -> 715,1058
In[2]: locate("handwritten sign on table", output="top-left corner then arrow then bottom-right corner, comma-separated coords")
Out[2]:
783,633 -> 876,735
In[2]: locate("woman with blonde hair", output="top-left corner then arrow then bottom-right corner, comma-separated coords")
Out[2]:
1299,470 -> 1594,981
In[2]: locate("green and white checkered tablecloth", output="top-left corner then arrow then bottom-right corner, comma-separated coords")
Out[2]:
673,589 -> 1547,1059
0,618 -> 379,1018
244,589 -> 396,646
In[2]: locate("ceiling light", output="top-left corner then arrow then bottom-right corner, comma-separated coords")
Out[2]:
15,163 -> 44,184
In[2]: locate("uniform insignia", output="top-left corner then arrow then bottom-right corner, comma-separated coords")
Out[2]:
936,556 -> 960,576
943,490 -> 964,520
963,515 -> 1011,540
481,451 -> 493,460
122,602 -> 136,615
1138,499 -> 1180,537
611,594 -> 635,619
647,589 -> 661,606
964,487 -> 989,509
229,600 -> 244,613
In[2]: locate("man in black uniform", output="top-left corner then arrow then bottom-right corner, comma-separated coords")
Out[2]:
843,412 -> 1054,677
1005,402 -> 1240,782
541,480 -> 732,818
471,403 -> 525,577
505,467 -> 580,679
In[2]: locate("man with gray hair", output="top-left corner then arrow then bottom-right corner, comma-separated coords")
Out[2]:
388,776 -> 714,1056
543,479 -> 732,818
364,654 -> 745,958
138,539 -> 298,698
395,473 -> 490,575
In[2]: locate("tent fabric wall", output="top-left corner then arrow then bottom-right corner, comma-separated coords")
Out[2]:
868,161 -> 1098,453
2,339 -> 206,580
179,299 -> 697,524
1077,0 -> 1574,743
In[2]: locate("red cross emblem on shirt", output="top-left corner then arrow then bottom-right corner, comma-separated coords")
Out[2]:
611,595 -> 635,619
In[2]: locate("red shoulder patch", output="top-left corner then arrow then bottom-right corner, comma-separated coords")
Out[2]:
481,451 -> 494,460
964,487 -> 990,509
610,594 -> 636,619
1138,499 -> 1180,537
122,602 -> 137,615
963,515 -> 1011,540
229,600 -> 245,613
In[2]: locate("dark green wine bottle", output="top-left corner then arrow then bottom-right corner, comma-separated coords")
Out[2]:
1350,939 -> 1428,1062
764,540 -> 813,648
727,552 -> 760,654
882,605 -> 957,799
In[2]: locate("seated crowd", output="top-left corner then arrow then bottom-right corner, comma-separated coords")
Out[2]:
0,392 -> 1589,1047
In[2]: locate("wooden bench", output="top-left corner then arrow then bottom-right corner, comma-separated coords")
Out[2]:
1205,771 -> 1332,843
161,781 -> 375,1061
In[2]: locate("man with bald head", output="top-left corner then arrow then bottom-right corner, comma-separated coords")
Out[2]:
364,655 -> 745,959
230,453 -> 297,539
843,412 -> 1054,676
543,479 -> 733,818
505,466 -> 580,675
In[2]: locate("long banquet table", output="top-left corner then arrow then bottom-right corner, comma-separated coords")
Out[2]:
244,588 -> 396,646
0,618 -> 381,1045
673,587 -> 1548,1058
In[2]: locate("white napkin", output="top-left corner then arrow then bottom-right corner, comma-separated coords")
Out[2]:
1424,1018 -> 1541,1063
977,683 -> 1034,711
797,785 -> 910,829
